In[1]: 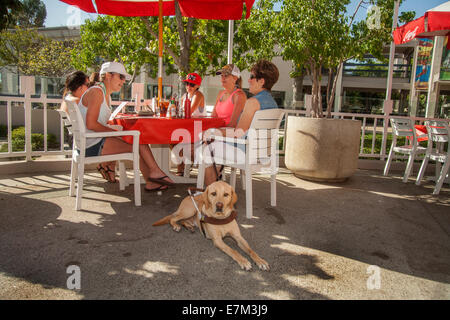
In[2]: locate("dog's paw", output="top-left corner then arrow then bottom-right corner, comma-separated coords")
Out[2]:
238,259 -> 252,271
256,259 -> 270,271
172,225 -> 181,232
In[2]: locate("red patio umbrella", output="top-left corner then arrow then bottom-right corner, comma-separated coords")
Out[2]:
60,0 -> 254,101
393,1 -> 450,45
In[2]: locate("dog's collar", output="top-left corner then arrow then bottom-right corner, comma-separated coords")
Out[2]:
199,210 -> 237,225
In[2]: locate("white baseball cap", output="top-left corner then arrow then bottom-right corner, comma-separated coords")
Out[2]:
216,64 -> 241,78
100,61 -> 131,81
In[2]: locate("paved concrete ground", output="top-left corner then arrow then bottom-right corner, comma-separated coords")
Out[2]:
0,167 -> 449,300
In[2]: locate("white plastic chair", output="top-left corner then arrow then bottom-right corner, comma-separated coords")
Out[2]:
197,109 -> 285,219
63,97 -> 142,210
415,120 -> 450,195
383,117 -> 427,182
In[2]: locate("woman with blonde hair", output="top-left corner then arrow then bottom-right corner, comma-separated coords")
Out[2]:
212,64 -> 247,128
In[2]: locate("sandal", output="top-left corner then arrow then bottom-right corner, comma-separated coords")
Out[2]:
145,185 -> 168,192
97,164 -> 117,183
147,175 -> 175,187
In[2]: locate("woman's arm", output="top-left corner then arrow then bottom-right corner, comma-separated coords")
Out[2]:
229,97 -> 260,138
83,88 -> 115,132
60,100 -> 68,113
190,91 -> 205,114
227,90 -> 247,128
211,90 -> 224,118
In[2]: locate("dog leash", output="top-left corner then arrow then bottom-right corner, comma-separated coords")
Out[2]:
203,138 -> 224,181
188,187 -> 207,237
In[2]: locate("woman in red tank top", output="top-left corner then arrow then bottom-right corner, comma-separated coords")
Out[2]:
211,64 -> 247,127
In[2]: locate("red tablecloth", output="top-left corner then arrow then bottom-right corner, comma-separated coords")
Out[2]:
111,115 -> 226,145
415,125 -> 428,142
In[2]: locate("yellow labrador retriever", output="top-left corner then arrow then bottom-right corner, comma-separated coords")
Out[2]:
153,181 -> 269,271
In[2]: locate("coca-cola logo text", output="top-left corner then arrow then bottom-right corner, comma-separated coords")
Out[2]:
403,26 -> 419,43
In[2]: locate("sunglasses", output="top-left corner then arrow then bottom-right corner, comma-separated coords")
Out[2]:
249,74 -> 259,80
111,72 -> 126,81
186,82 -> 196,87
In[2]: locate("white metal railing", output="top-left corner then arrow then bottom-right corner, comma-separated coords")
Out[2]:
280,110 -> 450,160
0,76 -> 127,161
1,76 -> 449,163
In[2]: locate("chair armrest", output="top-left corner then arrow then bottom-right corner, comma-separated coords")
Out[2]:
85,130 -> 140,139
417,134 -> 428,139
210,135 -> 247,145
107,124 -> 123,131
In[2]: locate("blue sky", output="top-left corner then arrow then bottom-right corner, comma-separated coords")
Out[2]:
42,0 -> 448,28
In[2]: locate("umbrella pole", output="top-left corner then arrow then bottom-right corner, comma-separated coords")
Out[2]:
158,0 -> 163,103
227,20 -> 234,64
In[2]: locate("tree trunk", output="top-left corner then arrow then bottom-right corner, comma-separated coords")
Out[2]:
175,1 -> 193,74
310,62 -> 322,118
292,74 -> 304,109
326,62 -> 344,118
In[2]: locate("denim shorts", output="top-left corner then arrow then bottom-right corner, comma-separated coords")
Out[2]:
85,138 -> 105,157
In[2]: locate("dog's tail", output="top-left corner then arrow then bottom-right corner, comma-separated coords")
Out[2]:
152,214 -> 172,227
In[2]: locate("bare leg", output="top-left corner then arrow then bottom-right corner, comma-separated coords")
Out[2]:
101,137 -> 173,189
204,165 -> 222,186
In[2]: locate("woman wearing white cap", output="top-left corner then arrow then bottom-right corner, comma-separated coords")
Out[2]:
212,64 -> 247,127
78,61 -> 174,191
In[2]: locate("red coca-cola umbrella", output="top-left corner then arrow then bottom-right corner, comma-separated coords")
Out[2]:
60,0 -> 253,19
393,1 -> 450,45
60,0 -> 254,101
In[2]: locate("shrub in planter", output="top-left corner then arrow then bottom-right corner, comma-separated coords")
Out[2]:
0,126 -> 59,152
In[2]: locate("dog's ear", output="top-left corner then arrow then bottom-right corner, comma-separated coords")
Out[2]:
231,188 -> 238,206
201,186 -> 211,210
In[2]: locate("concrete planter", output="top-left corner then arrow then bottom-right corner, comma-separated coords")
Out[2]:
285,116 -> 361,182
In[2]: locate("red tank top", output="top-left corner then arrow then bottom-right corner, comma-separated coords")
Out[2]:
215,89 -> 242,125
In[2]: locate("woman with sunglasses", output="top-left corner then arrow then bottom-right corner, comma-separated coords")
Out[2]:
175,73 -> 206,175
181,72 -> 205,117
60,71 -> 119,183
203,60 -> 280,186
79,61 -> 174,191
212,64 -> 247,128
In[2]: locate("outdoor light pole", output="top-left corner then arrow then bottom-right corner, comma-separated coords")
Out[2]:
385,0 -> 400,107
381,0 -> 400,161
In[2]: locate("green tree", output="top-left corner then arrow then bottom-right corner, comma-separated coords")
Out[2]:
29,39 -> 77,77
275,0 -> 413,117
14,0 -> 46,27
0,0 -> 22,31
73,4 -> 232,84
3,0 -> 46,28
0,26 -> 44,75
234,0 -> 279,71
0,26 -> 76,77
72,16 -> 160,79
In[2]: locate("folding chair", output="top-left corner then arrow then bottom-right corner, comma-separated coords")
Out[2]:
383,117 -> 427,182
415,120 -> 450,195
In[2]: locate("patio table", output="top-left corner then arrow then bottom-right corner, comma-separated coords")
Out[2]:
110,115 -> 226,183
111,115 -> 226,144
